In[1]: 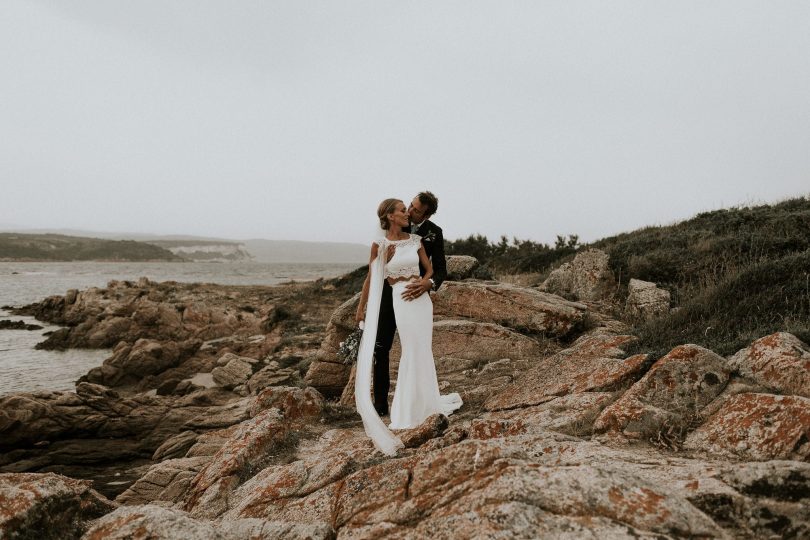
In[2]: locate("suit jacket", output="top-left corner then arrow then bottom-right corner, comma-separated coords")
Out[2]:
410,219 -> 447,291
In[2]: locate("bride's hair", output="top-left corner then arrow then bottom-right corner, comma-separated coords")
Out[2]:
377,198 -> 402,230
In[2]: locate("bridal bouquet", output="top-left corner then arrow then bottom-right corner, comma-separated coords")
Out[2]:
338,324 -> 363,365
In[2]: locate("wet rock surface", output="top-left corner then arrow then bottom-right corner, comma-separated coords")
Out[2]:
0,319 -> 43,330
1,274 -> 809,539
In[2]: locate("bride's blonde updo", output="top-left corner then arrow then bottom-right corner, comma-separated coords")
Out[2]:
377,198 -> 402,230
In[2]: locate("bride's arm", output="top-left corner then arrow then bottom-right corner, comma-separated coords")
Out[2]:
355,243 -> 380,322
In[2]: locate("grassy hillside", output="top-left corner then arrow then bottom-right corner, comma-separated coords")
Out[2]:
448,196 -> 810,356
592,196 -> 810,356
0,233 -> 185,262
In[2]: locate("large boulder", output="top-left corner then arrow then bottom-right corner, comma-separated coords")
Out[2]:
115,456 -> 210,506
23,280 -> 268,354
81,505 -> 222,540
594,344 -> 731,439
420,319 -> 542,362
303,294 -> 360,397
249,386 -> 326,420
246,361 -> 300,394
0,472 -> 116,540
684,393 -> 810,461
226,436 -> 724,538
211,353 -> 258,390
432,281 -> 587,337
223,428 -> 384,522
339,320 -> 544,406
475,392 -> 617,438
0,384 -> 245,468
728,332 -> 810,398
540,248 -> 616,301
86,338 -> 201,387
183,409 -> 292,517
151,430 -> 199,461
625,278 -> 670,319
303,360 -> 351,399
309,279 -> 577,399
485,333 -> 648,411
445,255 -> 480,280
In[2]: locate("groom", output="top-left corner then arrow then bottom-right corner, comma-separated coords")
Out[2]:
373,190 -> 447,416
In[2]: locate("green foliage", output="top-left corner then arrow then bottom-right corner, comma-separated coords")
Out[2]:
631,249 -> 810,357
448,196 -> 810,356
0,233 -> 184,261
604,196 -> 810,356
593,197 -> 810,291
446,234 -> 580,274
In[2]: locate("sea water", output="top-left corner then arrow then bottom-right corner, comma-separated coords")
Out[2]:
0,261 -> 359,395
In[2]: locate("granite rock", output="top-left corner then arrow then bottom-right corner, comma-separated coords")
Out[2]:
540,248 -> 616,301
625,278 -> 671,319
728,332 -> 810,398
594,344 -> 731,439
0,472 -> 116,540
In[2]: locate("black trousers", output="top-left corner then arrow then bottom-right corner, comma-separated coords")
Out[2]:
373,281 -> 397,410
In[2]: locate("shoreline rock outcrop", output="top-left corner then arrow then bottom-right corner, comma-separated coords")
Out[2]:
1,264 -> 809,539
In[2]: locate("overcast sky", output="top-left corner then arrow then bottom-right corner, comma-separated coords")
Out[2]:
2,1 -> 808,245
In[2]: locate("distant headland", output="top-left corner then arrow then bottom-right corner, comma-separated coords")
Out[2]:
0,231 -> 368,263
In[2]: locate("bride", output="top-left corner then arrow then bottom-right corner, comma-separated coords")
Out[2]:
353,198 -> 463,456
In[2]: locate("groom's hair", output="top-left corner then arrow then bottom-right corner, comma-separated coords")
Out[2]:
417,191 -> 438,217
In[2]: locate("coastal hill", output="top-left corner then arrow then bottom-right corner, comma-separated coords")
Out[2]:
0,198 -> 808,538
145,239 -> 252,263
0,233 -> 183,262
0,229 -> 368,263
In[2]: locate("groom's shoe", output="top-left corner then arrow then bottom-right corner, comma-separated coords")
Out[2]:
374,403 -> 389,417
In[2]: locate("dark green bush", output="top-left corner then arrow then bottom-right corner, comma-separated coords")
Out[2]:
630,249 -> 810,357
446,234 -> 579,274
448,196 -> 810,356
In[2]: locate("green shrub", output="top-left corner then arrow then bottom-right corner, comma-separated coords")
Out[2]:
447,196 -> 810,356
595,197 -> 810,289
446,234 -> 579,274
630,249 -> 810,357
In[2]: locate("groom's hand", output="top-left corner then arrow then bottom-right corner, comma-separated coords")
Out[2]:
402,278 -> 431,301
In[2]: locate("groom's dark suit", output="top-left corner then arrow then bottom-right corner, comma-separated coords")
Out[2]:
373,219 -> 447,415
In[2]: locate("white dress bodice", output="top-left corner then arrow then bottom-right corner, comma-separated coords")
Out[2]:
382,234 -> 421,280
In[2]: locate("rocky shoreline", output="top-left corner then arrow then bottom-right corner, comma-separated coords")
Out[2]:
1,253 -> 808,539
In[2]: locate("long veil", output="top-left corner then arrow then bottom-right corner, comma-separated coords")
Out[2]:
354,231 -> 404,456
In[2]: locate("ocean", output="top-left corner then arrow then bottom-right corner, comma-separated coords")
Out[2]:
0,261 -> 360,396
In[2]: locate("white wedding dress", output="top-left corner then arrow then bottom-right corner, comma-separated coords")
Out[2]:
355,233 -> 463,455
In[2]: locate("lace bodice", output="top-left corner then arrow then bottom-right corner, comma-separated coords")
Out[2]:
379,234 -> 422,280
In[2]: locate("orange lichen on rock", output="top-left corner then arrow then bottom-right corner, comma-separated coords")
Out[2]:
684,392 -> 810,460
